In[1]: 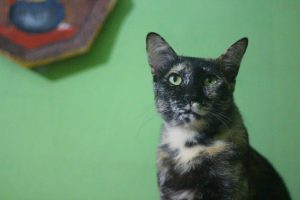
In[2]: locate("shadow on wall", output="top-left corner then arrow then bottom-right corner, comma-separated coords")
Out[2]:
33,0 -> 133,80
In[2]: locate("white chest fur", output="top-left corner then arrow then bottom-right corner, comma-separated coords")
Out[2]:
161,126 -> 228,173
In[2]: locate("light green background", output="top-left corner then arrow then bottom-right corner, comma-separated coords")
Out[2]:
0,0 -> 299,199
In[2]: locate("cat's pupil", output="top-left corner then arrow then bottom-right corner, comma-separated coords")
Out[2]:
204,76 -> 217,85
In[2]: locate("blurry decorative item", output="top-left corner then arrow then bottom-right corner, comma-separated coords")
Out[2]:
9,0 -> 65,33
0,0 -> 117,67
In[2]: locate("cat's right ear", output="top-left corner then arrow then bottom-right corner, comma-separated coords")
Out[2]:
146,32 -> 177,75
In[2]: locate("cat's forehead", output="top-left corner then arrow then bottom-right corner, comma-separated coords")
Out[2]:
166,57 -> 218,76
166,63 -> 190,76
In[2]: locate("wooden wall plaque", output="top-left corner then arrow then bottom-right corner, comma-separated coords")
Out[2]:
0,0 -> 117,67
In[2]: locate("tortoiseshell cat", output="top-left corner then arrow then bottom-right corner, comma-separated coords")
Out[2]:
146,32 -> 290,200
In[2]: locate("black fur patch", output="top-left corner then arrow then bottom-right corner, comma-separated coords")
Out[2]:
185,133 -> 213,147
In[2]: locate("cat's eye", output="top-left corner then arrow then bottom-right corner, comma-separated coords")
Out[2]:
168,73 -> 182,86
204,76 -> 217,86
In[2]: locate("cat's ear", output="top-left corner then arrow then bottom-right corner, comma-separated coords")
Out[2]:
146,32 -> 177,75
219,37 -> 248,82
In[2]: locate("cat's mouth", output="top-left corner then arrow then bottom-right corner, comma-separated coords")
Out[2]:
181,110 -> 201,117
178,103 -> 209,123
188,112 -> 201,122
179,110 -> 206,123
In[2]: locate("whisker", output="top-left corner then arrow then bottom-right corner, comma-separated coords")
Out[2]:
135,110 -> 157,137
208,111 -> 230,128
213,111 -> 232,123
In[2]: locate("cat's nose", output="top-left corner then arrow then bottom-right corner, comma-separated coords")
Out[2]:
191,102 -> 201,114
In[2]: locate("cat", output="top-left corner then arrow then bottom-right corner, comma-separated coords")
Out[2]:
146,32 -> 291,200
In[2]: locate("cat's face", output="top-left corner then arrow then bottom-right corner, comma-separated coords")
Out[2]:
146,33 -> 248,128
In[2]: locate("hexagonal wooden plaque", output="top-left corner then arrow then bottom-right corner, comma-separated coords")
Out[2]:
0,0 -> 117,67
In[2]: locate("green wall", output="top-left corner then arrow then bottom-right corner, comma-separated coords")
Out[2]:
0,0 -> 299,199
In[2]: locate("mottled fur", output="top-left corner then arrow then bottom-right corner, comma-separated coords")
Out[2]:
146,32 -> 290,200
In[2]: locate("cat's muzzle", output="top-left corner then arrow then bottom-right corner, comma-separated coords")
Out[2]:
179,102 -> 206,123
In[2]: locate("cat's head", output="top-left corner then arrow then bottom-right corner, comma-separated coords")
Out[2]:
146,32 -> 248,129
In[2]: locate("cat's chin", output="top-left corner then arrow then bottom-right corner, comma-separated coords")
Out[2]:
184,117 -> 206,130
166,114 -> 206,130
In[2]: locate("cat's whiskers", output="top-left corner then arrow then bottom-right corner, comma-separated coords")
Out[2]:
212,111 -> 232,123
136,104 -> 158,136
208,111 -> 230,128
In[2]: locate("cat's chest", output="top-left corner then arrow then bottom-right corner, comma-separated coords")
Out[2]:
159,126 -> 228,173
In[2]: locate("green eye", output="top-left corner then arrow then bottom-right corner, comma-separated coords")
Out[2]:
204,76 -> 217,86
168,73 -> 182,86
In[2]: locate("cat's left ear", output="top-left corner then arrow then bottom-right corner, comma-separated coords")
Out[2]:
219,37 -> 248,82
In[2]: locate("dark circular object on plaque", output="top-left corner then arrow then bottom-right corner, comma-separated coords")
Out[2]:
9,0 -> 65,33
